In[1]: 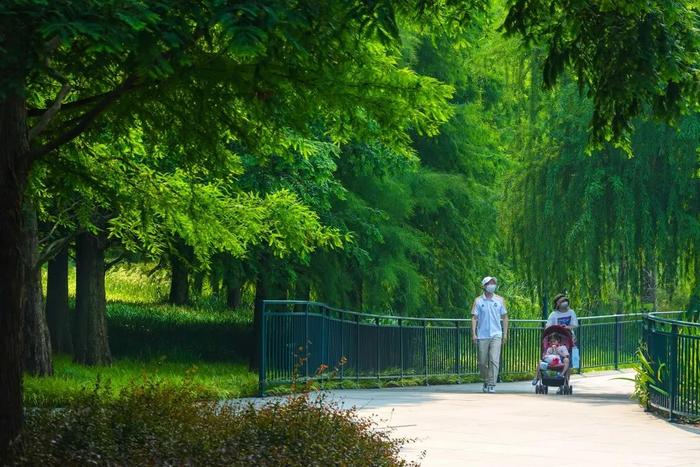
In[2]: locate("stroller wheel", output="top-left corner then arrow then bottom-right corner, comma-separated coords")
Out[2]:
535,385 -> 539,394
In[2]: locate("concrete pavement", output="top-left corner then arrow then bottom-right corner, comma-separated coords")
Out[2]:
317,370 -> 700,466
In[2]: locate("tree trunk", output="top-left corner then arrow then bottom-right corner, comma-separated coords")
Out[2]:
225,269 -> 243,309
294,278 -> 310,302
168,249 -> 189,305
227,282 -> 242,309
22,201 -> 52,376
46,247 -> 72,354
74,230 -> 112,365
192,271 -> 204,297
249,276 -> 267,371
687,251 -> 700,318
0,93 -> 31,454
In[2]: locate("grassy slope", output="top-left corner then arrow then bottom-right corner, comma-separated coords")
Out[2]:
25,264 -> 256,407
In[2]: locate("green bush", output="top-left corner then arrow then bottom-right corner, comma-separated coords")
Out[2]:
108,302 -> 253,362
10,378 -> 415,466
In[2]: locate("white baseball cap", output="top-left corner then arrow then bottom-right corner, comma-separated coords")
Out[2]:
481,276 -> 497,286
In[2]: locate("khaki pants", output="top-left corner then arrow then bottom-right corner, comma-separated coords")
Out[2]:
477,337 -> 502,386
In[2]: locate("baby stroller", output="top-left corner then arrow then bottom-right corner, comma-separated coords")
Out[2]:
534,325 -> 574,395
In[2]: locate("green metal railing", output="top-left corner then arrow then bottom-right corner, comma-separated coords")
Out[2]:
259,301 -> 686,399
644,312 -> 700,420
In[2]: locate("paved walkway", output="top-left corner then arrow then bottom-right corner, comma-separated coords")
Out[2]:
316,370 -> 700,466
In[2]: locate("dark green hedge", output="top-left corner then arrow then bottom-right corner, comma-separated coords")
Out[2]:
107,303 -> 254,362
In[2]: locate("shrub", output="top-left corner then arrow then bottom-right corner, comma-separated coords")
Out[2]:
9,378 -> 415,466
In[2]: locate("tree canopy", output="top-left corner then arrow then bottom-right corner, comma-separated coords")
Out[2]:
2,0 -> 700,454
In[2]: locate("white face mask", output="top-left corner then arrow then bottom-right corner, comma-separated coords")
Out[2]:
559,301 -> 569,310
485,284 -> 497,293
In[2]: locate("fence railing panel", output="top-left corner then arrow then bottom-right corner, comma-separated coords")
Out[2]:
260,302 -> 698,421
645,312 -> 699,420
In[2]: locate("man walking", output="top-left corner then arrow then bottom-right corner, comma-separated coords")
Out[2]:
471,276 -> 508,393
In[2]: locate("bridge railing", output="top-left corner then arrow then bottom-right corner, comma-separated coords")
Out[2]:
259,301 -> 690,402
644,312 -> 700,420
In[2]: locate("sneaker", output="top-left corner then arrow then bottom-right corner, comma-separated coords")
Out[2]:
531,378 -> 539,386
482,383 -> 488,393
487,385 -> 496,393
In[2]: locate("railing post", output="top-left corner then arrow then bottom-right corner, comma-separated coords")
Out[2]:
455,320 -> 460,381
339,310 -> 344,382
614,315 -> 620,370
423,320 -> 429,386
578,323 -> 584,374
304,302 -> 310,380
642,315 -> 652,412
669,323 -> 679,421
258,300 -> 268,396
376,317 -> 381,387
355,314 -> 360,383
399,319 -> 404,380
321,306 -> 327,386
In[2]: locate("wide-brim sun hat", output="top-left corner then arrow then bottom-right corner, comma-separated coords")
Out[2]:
481,276 -> 497,286
552,293 -> 568,307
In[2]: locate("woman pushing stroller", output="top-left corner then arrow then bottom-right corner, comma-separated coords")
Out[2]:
547,293 -> 579,334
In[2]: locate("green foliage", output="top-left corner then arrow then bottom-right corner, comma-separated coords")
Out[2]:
617,345 -> 668,409
507,77 -> 700,309
12,377 -> 415,466
10,0 -> 483,297
503,0 -> 700,145
13,0 -> 700,339
297,29 -> 517,318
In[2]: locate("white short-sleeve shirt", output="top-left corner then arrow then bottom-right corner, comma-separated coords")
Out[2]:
471,294 -> 507,339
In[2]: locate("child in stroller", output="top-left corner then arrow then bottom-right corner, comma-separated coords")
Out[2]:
532,325 -> 574,395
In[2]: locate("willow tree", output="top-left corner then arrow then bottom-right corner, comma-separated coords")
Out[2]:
508,79 -> 700,309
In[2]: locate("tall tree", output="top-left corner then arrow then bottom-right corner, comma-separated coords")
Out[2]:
46,247 -> 72,354
21,201 -> 52,376
73,227 -> 112,365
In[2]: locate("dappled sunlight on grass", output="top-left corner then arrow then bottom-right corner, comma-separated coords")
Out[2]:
24,355 -> 258,408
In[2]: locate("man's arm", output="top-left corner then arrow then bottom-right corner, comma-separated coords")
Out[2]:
470,299 -> 478,343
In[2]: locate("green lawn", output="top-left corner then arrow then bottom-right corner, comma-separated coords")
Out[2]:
25,355 -> 258,408
27,263 -> 257,408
